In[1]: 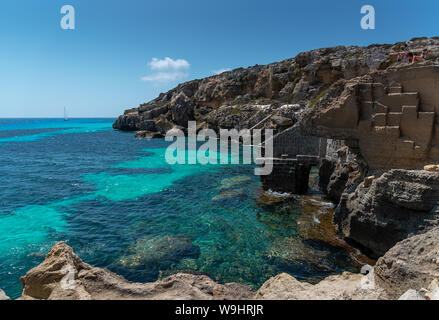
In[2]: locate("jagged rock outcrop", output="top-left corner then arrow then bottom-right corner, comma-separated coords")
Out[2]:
19,242 -> 254,300
299,38 -> 439,257
335,169 -> 439,258
114,41 -> 405,135
321,146 -> 367,203
116,38 -> 439,138
318,158 -> 336,194
375,227 -> 439,299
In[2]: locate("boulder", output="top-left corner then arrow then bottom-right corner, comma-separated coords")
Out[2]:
19,242 -> 254,300
254,272 -> 388,300
375,227 -> 439,298
335,170 -> 439,258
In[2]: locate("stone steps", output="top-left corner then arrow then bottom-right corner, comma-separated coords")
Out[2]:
388,86 -> 403,94
382,92 -> 420,113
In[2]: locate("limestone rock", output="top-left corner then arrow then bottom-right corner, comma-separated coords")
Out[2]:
170,92 -> 194,126
318,158 -> 336,194
398,289 -> 426,300
114,38 -> 439,135
424,164 -> 439,172
325,146 -> 366,203
0,289 -> 10,300
362,176 -> 375,188
301,63 -> 439,171
19,242 -> 254,300
135,131 -> 164,139
426,279 -> 439,300
375,227 -> 439,298
335,170 -> 439,258
254,272 -> 388,300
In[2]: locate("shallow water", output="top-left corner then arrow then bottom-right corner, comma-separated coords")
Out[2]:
0,118 -> 360,299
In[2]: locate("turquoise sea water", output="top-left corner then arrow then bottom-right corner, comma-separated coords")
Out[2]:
0,118 -> 359,299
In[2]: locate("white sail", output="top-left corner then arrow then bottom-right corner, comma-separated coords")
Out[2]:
64,107 -> 69,121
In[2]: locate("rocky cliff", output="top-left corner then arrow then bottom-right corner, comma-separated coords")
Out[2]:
115,38 -> 439,138
299,37 -> 439,258
113,39 -> 404,135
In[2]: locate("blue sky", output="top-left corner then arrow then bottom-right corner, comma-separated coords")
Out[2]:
0,0 -> 438,118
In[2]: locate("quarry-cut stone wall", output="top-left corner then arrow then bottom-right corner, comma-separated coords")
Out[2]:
301,64 -> 439,171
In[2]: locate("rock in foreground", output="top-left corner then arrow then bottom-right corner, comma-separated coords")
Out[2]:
17,239 -> 439,300
375,227 -> 439,299
19,242 -> 254,300
0,288 -> 10,300
254,272 -> 388,300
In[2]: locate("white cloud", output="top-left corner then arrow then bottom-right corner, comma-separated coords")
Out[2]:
212,68 -> 231,75
142,57 -> 190,83
149,57 -> 190,71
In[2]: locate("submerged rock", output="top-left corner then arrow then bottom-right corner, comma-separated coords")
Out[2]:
257,189 -> 295,205
297,196 -> 375,267
19,242 -> 254,300
266,238 -> 334,272
115,235 -> 200,269
212,188 -> 244,201
218,176 -> 251,190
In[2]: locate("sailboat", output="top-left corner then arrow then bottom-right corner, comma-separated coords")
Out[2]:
64,107 -> 69,121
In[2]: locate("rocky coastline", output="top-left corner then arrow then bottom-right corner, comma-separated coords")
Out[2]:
110,36 -> 439,300
4,236 -> 439,300
4,37 -> 439,300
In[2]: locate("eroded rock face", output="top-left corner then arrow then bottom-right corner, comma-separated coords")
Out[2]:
375,227 -> 439,299
19,242 -> 254,300
324,146 -> 366,204
113,40 -> 414,135
334,170 -> 439,258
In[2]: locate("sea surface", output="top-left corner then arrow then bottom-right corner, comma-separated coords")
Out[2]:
0,118 -> 361,299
